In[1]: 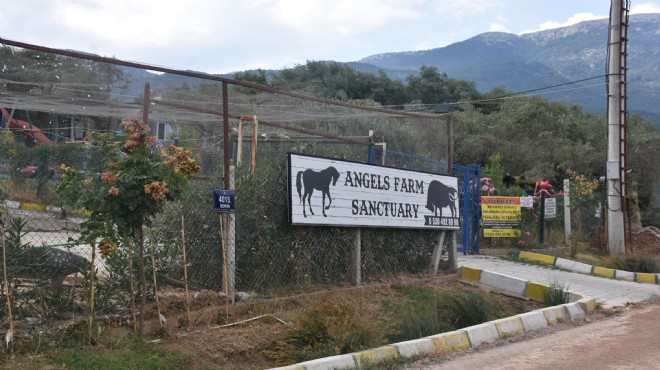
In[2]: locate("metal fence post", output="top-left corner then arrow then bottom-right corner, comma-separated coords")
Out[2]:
228,164 -> 236,303
564,179 -> 571,248
539,191 -> 546,245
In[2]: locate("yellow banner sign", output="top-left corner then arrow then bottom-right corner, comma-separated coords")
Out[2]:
481,196 -> 521,238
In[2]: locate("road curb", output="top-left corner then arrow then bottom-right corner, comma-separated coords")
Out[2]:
269,267 -> 596,370
518,251 -> 659,285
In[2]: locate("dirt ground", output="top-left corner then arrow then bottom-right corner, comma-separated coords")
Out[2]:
403,297 -> 660,370
143,279 -> 544,369
1,278 -> 545,369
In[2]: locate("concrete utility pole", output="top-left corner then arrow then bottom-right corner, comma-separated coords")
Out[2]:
606,0 -> 628,254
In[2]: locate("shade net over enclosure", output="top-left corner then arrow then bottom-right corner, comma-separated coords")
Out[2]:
0,42 -> 452,320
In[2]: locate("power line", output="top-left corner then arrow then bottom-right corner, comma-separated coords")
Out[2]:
448,75 -> 609,106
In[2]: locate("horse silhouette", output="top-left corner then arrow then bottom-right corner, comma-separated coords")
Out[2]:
296,166 -> 340,217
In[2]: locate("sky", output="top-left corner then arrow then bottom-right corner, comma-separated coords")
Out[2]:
1,0 -> 660,75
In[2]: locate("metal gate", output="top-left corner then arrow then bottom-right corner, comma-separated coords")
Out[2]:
452,164 -> 481,254
369,147 -> 481,254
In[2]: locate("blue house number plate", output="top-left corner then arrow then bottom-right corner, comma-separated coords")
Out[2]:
213,189 -> 235,213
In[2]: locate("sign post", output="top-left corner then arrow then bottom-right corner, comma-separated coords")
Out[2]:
213,188 -> 235,303
564,179 -> 571,248
539,192 -> 546,245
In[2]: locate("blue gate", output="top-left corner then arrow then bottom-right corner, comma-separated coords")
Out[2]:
369,147 -> 481,254
452,164 -> 481,254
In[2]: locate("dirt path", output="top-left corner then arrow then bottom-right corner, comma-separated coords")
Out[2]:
404,301 -> 660,369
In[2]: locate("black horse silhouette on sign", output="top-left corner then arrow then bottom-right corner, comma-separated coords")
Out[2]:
296,166 -> 340,217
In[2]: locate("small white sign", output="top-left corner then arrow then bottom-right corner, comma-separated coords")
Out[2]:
288,153 -> 459,229
520,196 -> 534,208
545,197 -> 557,218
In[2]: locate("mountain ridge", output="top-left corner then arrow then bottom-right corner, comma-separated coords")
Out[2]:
355,13 -> 660,119
121,14 -> 659,120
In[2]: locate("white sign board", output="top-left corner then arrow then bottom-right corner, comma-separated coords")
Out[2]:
544,197 -> 557,218
288,153 -> 459,229
520,196 -> 534,208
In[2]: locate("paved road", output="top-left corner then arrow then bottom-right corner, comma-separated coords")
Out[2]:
405,301 -> 660,370
399,256 -> 660,369
458,255 -> 660,308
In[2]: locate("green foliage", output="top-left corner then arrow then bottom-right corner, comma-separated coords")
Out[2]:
406,66 -> 479,104
91,239 -> 135,313
626,116 -> 660,227
566,171 -> 603,243
233,69 -> 269,95
385,285 -> 447,342
453,95 -> 606,181
543,280 -> 571,306
3,216 -> 30,251
609,251 -> 659,273
57,119 -> 199,242
270,61 -> 477,107
481,153 -> 506,194
262,294 -> 386,366
51,337 -> 193,369
56,118 -> 199,336
0,216 -> 91,320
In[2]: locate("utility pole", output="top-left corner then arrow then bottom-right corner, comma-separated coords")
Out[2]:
606,0 -> 629,254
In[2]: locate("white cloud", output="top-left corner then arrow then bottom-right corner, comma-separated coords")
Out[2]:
431,0 -> 504,19
488,23 -> 510,33
630,2 -> 660,14
269,0 -> 421,35
519,12 -> 607,34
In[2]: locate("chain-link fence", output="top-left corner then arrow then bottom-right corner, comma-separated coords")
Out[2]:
0,43 -> 455,325
478,186 -> 606,251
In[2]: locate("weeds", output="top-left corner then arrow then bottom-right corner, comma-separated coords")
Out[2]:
263,285 -> 496,366
385,284 -> 453,342
445,291 -> 492,329
262,294 -> 386,366
544,280 -> 571,306
385,285 -> 492,342
51,336 -> 193,369
609,251 -> 659,273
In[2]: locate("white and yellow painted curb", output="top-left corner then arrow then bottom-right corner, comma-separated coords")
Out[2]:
519,251 -> 660,285
269,267 -> 596,370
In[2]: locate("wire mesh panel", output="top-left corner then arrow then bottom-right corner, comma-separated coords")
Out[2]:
0,42 -> 455,324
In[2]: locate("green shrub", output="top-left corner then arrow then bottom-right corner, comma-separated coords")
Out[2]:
262,294 -> 385,366
609,251 -> 659,273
